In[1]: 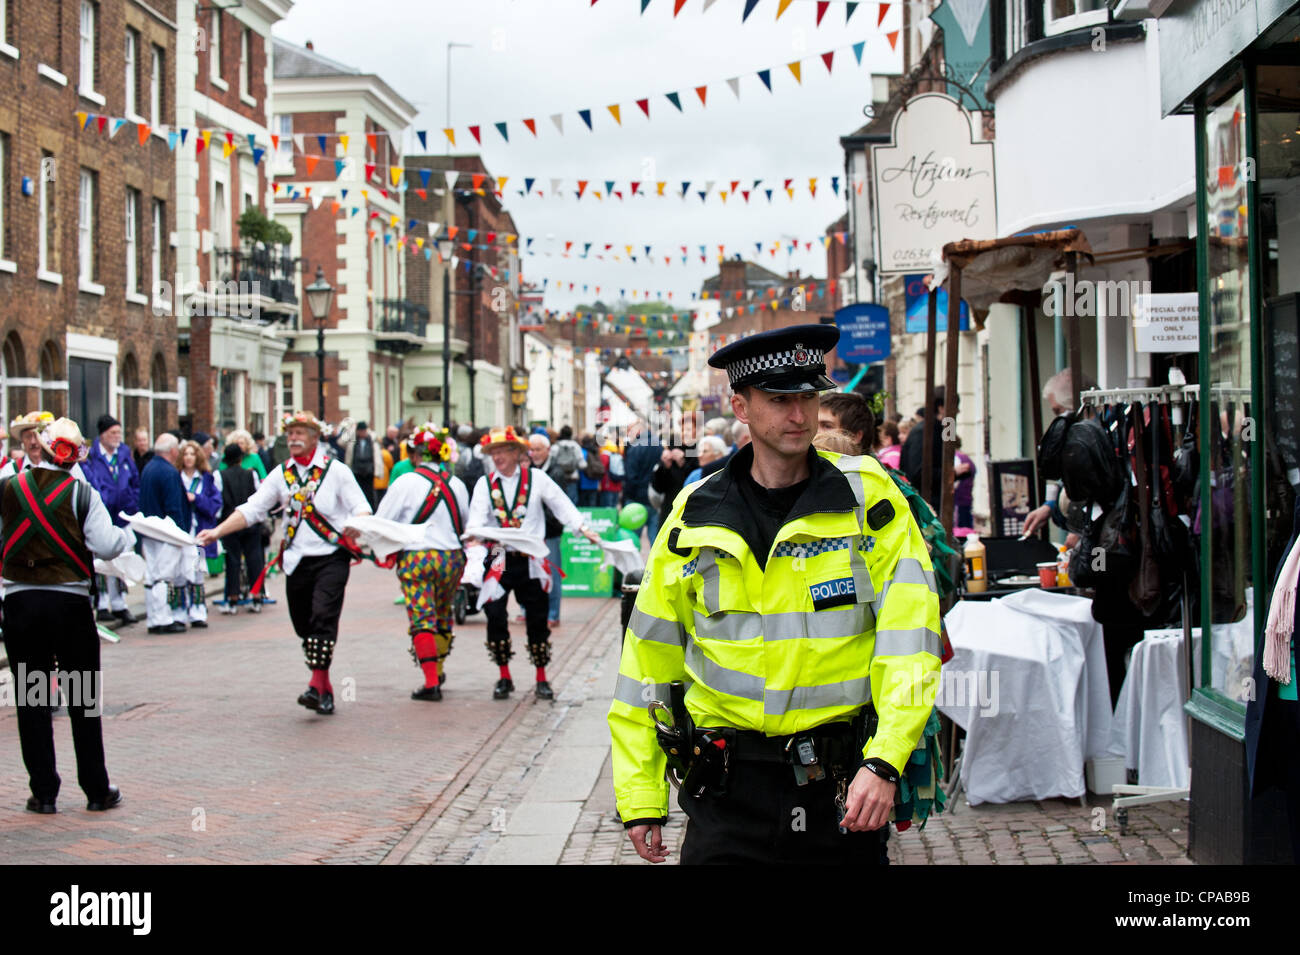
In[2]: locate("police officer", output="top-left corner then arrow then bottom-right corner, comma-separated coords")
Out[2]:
608,324 -> 942,864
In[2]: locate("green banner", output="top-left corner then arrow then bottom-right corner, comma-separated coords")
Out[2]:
561,507 -> 619,596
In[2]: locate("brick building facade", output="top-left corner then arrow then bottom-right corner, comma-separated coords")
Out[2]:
0,0 -> 180,443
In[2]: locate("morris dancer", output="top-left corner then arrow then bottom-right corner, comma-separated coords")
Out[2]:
198,412 -> 371,716
0,412 -> 88,482
466,427 -> 602,701
374,425 -> 469,701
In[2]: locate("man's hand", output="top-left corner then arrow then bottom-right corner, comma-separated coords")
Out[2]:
196,529 -> 220,547
628,824 -> 670,863
582,528 -> 602,545
1021,504 -> 1051,537
839,766 -> 895,832
342,526 -> 362,541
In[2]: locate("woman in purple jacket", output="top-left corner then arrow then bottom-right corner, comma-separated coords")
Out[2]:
179,440 -> 222,627
82,415 -> 140,625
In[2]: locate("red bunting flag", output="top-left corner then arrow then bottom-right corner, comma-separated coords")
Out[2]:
416,188 -> 427,200
695,85 -> 707,105
469,125 -> 482,144
674,0 -> 687,13
822,51 -> 834,73
97,116 -> 107,133
878,2 -> 890,25
224,131 -> 234,147
577,180 -> 589,198
486,231 -> 496,243
472,173 -> 485,189
631,182 -> 640,195
365,163 -> 376,179
305,155 -> 319,175
886,30 -> 899,49
137,123 -> 150,145
523,118 -> 537,136
637,98 -> 650,118
448,226 -> 459,239
366,133 -> 378,153
816,1 -> 829,24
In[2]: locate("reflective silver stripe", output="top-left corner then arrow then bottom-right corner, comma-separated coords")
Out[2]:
842,469 -> 876,603
696,548 -> 722,614
685,642 -> 765,701
613,673 -> 680,708
766,675 -> 872,716
694,610 -> 762,642
872,557 -> 939,615
874,626 -> 942,658
627,607 -> 684,646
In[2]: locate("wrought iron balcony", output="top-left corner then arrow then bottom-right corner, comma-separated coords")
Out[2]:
375,299 -> 429,353
211,243 -> 300,323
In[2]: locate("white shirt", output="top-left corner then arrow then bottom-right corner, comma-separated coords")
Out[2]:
2,461 -> 135,597
375,468 -> 470,552
467,464 -> 586,544
0,457 -> 87,482
236,444 -> 371,574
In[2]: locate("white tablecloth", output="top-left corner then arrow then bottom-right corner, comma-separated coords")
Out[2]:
941,590 -> 1111,805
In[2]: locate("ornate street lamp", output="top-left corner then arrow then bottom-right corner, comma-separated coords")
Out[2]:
305,265 -> 335,419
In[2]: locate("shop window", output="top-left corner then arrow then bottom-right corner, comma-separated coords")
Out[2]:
1043,0 -> 1107,37
69,356 -> 110,430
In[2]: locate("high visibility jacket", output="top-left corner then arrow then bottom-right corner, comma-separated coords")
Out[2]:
608,446 -> 942,823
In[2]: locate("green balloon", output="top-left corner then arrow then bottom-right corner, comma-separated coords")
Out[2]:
619,502 -> 648,530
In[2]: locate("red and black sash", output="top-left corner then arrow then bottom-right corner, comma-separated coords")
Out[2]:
252,457 -> 361,596
489,468 -> 531,528
413,465 -> 463,536
1,470 -> 92,579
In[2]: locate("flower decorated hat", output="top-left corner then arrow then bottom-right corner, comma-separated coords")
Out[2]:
10,411 -> 56,436
410,424 -> 458,466
36,417 -> 89,466
281,411 -> 324,434
479,426 -> 528,452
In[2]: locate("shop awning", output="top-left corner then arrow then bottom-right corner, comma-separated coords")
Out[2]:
934,228 -> 1095,317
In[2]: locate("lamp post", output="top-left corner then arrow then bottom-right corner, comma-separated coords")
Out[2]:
439,238 -> 454,428
305,265 -> 335,420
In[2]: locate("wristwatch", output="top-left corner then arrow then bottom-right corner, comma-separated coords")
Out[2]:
861,758 -> 900,785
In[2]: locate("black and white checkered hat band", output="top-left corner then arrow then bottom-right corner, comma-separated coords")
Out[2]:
726,346 -> 824,384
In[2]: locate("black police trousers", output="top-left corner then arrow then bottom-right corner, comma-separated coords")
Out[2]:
678,757 -> 883,864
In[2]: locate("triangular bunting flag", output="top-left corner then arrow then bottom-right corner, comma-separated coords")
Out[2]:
604,179 -> 615,194
637,98 -> 650,118
816,1 -> 829,25
758,69 -> 772,92
496,176 -> 508,193
469,125 -> 481,144
366,133 -> 377,153
446,170 -> 460,189
742,0 -> 759,21
577,180 -> 589,198
97,115 -> 107,133
656,181 -> 666,195
776,0 -> 794,18
340,134 -> 349,151
822,51 -> 834,73
316,134 -> 327,153
366,163 -> 376,179
695,85 -> 707,105
607,104 -> 621,125
523,118 -> 537,136
495,121 -> 509,141
666,91 -> 682,111
886,30 -> 899,50
524,177 -> 535,194
831,176 -> 840,195
788,61 -> 802,83
674,0 -> 687,14
418,168 -> 432,189
443,128 -> 456,146
853,40 -> 865,64
137,123 -> 151,145
472,173 -> 485,189
551,113 -> 564,133
578,109 -> 592,130
551,178 -> 562,194
416,130 -> 427,150
878,2 -> 890,26
293,134 -> 305,155
846,1 -> 859,22
727,77 -> 740,99
305,155 -> 319,175
168,131 -> 180,151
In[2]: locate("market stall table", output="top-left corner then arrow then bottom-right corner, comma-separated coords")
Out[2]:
940,588 -> 1112,805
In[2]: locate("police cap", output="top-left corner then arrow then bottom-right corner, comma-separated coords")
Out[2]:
708,323 -> 840,394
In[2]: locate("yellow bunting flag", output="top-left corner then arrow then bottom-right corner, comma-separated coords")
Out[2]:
788,61 -> 802,83
443,128 -> 456,147
390,166 -> 403,187
607,104 -> 621,125
339,135 -> 349,152
497,176 -> 508,192
776,0 -> 794,17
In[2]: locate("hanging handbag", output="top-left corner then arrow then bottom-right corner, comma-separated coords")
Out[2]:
1127,405 -> 1163,616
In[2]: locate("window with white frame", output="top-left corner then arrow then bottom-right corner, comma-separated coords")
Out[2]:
151,198 -> 164,301
124,29 -> 138,117
78,168 -> 96,282
213,178 -> 230,250
79,2 -> 96,96
125,188 -> 140,294
209,8 -> 221,83
149,46 -> 162,126
281,371 -> 295,413
38,151 -> 55,274
273,114 -> 293,172
1044,0 -> 1106,35
240,28 -> 252,99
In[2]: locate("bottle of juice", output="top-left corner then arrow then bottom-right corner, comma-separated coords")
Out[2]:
964,535 -> 987,594
1056,544 -> 1071,587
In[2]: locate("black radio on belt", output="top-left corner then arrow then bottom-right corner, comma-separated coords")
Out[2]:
786,734 -> 826,786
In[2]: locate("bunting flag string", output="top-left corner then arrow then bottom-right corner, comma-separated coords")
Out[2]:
602,0 -> 889,25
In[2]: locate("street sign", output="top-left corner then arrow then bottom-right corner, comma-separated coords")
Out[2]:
871,93 -> 997,274
904,273 -> 970,332
834,303 -> 891,363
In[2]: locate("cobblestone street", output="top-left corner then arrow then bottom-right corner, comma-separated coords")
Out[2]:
0,563 -> 1192,865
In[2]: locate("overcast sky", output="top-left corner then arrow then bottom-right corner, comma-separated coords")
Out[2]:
276,0 -> 904,312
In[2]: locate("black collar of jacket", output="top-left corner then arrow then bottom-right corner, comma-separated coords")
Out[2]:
680,443 -> 857,535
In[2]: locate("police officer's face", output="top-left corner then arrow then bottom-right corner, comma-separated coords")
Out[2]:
733,389 -> 819,458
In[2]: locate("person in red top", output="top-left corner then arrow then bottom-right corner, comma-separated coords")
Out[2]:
597,432 -> 623,509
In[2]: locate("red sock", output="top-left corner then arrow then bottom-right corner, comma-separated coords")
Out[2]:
412,632 -> 441,688
536,666 -> 547,683
309,669 -> 330,694
499,665 -> 512,682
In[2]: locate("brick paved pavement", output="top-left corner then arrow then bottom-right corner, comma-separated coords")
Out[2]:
0,563 -> 621,864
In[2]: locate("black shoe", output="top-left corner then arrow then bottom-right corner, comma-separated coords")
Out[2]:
96,609 -> 116,622
535,681 -> 554,700
316,691 -> 335,715
86,785 -> 122,812
411,684 -> 443,701
115,609 -> 137,626
190,620 -> 208,629
297,686 -> 321,711
493,678 -> 514,700
439,670 -> 448,686
25,796 -> 57,814
148,622 -> 187,634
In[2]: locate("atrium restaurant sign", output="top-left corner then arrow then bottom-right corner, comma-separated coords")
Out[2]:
1159,0 -> 1294,115
872,93 -> 996,275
